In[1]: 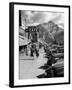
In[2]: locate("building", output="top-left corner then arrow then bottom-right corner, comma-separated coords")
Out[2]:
25,26 -> 39,43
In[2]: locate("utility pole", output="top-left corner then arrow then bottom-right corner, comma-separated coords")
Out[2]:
24,17 -> 28,56
24,17 -> 28,39
43,32 -> 45,40
24,17 -> 26,29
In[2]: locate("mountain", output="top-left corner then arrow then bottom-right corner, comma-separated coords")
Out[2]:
19,21 -> 64,45
37,21 -> 64,44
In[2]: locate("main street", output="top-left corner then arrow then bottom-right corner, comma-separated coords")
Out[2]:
19,47 -> 48,79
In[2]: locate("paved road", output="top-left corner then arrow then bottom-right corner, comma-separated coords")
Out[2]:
19,48 -> 48,79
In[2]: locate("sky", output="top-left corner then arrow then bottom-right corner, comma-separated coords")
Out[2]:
21,10 -> 64,28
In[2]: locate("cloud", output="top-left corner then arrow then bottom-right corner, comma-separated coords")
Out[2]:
21,10 -> 64,26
